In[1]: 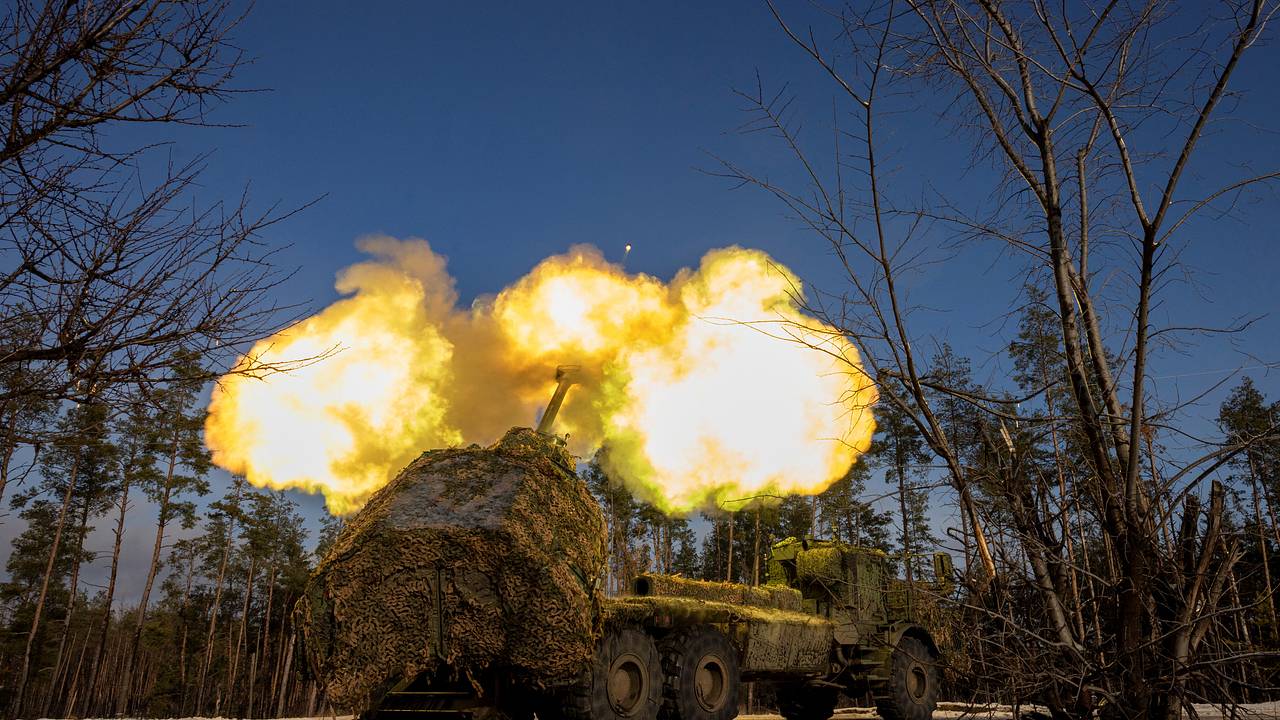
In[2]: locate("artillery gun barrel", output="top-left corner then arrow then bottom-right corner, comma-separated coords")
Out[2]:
535,364 -> 582,434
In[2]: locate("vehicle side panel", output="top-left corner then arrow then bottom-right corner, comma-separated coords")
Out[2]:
602,596 -> 831,675
739,618 -> 830,673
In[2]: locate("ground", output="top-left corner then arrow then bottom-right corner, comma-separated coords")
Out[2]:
68,704 -> 1280,720
740,702 -> 1280,719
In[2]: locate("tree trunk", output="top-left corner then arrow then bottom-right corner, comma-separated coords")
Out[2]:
713,517 -> 722,579
1043,362 -> 1087,641
0,414 -> 17,511
605,483 -> 616,594
752,508 -> 761,586
61,629 -> 91,718
810,495 -> 819,539
167,542 -> 196,715
247,651 -> 259,718
197,478 -> 244,713
1227,565 -> 1253,697
268,603 -> 289,712
651,523 -> 661,574
959,483 -> 997,582
256,565 -> 278,709
1250,467 -> 1278,639
725,512 -> 734,582
11,453 -> 80,716
228,555 -> 258,712
49,499 -> 93,715
85,473 -> 131,714
129,434 -> 180,702
896,451 -> 913,584
275,630 -> 296,717
665,521 -> 673,573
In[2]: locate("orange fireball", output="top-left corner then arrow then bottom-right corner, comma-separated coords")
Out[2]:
205,237 -> 877,514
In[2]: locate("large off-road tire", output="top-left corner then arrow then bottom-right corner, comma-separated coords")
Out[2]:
562,627 -> 663,720
874,635 -> 938,720
775,685 -> 838,720
658,629 -> 740,720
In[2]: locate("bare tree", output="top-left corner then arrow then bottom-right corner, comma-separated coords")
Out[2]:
0,0 -> 312,416
0,2 -> 314,716
721,0 -> 1279,716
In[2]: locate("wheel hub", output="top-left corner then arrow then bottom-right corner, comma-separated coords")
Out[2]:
607,651 -> 648,716
907,662 -> 928,703
693,653 -> 729,712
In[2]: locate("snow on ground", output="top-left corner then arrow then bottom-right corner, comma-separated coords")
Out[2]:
62,705 -> 1280,720
741,701 -> 1280,720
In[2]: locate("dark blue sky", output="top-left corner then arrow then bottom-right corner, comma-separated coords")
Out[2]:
192,1 -> 1277,424
187,0 -> 1279,519
22,1 -> 1276,596
172,1 -> 1277,373
166,2 -> 845,299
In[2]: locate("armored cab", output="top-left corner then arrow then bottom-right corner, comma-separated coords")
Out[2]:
767,539 -> 951,720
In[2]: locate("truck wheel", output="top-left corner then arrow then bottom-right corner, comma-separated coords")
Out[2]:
659,629 -> 740,720
562,627 -> 663,720
775,686 -> 838,720
874,635 -> 937,720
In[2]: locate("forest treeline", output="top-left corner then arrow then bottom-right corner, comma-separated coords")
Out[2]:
0,341 -> 937,718
0,0 -> 310,716
2,337 -> 1278,716
1,360 -> 317,717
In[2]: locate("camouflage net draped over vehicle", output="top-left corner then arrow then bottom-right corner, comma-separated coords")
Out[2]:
603,596 -> 831,674
633,573 -> 802,611
295,427 -> 608,716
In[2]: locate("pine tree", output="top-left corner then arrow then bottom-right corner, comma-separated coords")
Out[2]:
315,513 -> 346,560
1008,284 -> 1069,415
775,495 -> 815,542
925,344 -> 991,577
1,500 -> 79,675
226,490 -> 308,717
9,398 -> 117,714
47,400 -> 121,715
195,475 -> 247,714
818,460 -> 892,551
697,511 -> 731,582
927,344 -> 982,469
1004,290 -> 1101,639
85,391 -> 164,715
1218,378 -> 1280,639
582,450 -> 640,594
0,342 -> 55,509
157,536 -> 203,716
870,399 -> 935,580
129,352 -> 212,709
670,524 -> 700,577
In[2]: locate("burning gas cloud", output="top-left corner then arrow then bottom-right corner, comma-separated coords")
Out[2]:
205,238 -> 878,514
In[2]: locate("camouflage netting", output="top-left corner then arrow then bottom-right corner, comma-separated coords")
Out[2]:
295,428 -> 607,716
603,596 -> 832,674
887,578 -> 959,652
794,546 -> 846,584
634,573 -> 802,611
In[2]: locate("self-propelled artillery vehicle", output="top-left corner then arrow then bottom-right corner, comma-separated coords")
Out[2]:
298,367 -> 952,720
